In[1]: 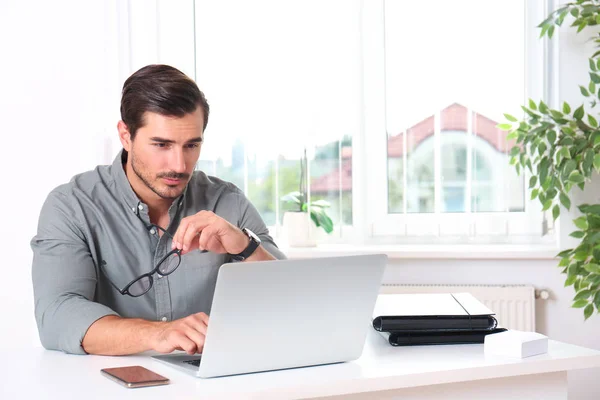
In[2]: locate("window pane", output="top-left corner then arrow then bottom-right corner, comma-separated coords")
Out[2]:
440,104 -> 467,213
311,136 -> 353,226
406,121 -> 435,213
195,1 -> 359,228
384,0 -> 526,214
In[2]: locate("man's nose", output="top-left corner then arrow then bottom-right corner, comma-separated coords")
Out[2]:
170,148 -> 187,173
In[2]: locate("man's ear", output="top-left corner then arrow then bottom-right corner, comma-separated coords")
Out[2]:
117,121 -> 132,152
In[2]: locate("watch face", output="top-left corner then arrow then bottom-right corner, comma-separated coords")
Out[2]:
244,228 -> 261,244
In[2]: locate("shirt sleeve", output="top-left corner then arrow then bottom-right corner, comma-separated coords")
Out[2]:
31,190 -> 119,354
235,191 -> 287,260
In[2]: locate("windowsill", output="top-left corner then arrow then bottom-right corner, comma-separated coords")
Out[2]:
278,244 -> 560,260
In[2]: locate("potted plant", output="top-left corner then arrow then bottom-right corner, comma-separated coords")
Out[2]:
281,149 -> 334,247
499,0 -> 600,319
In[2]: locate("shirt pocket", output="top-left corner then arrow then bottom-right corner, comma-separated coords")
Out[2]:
169,251 -> 229,318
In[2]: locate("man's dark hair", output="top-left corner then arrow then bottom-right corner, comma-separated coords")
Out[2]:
120,64 -> 210,139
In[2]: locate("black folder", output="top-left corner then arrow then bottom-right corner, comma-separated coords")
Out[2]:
380,328 -> 508,346
372,293 -> 498,333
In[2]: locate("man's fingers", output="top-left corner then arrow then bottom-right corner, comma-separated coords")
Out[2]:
197,225 -> 217,251
171,218 -> 189,250
187,314 -> 209,334
169,331 -> 198,355
183,327 -> 206,352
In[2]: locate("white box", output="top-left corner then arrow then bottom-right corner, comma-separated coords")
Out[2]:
484,330 -> 548,358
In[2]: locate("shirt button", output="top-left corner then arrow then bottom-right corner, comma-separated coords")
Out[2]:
138,204 -> 144,210
161,317 -> 167,322
149,228 -> 156,235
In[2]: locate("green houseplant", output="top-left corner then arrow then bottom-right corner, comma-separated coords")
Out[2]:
281,149 -> 334,246
500,0 -> 600,319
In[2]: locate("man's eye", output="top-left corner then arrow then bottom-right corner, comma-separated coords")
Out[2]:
186,143 -> 200,149
153,143 -> 167,148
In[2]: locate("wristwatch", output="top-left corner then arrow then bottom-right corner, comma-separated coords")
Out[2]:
230,228 -> 261,261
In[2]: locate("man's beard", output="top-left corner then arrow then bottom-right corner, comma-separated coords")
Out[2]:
131,150 -> 189,200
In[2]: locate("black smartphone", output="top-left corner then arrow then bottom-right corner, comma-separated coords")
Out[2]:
100,366 -> 170,388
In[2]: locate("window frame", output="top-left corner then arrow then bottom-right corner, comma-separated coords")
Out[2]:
357,0 -> 554,247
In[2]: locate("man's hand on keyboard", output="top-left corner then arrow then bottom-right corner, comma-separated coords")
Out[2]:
150,312 -> 209,355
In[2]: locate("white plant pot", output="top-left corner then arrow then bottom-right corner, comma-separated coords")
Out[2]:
283,211 -> 317,247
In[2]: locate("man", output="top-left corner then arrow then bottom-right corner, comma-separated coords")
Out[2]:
31,64 -> 286,356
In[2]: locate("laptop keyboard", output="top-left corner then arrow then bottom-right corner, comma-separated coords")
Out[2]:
183,359 -> 202,367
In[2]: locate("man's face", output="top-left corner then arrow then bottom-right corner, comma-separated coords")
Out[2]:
127,108 -> 204,200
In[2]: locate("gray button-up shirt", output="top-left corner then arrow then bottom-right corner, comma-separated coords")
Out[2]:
31,151 -> 286,354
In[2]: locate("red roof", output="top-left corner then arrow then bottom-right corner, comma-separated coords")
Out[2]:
311,103 -> 515,193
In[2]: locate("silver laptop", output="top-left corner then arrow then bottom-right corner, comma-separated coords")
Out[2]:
152,254 -> 386,378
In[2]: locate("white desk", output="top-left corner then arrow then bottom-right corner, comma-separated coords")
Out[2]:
2,329 -> 600,400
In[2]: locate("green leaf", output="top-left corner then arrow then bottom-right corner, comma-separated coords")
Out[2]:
531,188 -> 539,200
563,102 -> 572,114
528,99 -> 537,110
568,171 -> 585,183
547,130 -> 557,144
586,231 -> 600,245
559,257 -> 571,267
548,25 -> 555,38
571,231 -> 586,239
584,303 -> 594,320
310,209 -> 334,234
574,105 -> 585,120
590,81 -> 597,94
540,101 -> 550,114
542,199 -> 553,211
594,154 -> 600,171
574,289 -> 593,302
584,263 -> 600,274
571,8 -> 580,18
573,299 -> 589,308
504,113 -> 518,122
574,216 -> 589,230
563,159 -> 577,177
497,123 -> 512,131
595,291 -> 600,310
565,275 -> 577,287
581,86 -> 591,97
588,114 -> 598,127
578,21 -> 588,33
560,192 -> 571,210
557,248 -> 574,258
590,72 -> 600,84
539,161 -> 549,185
553,204 -> 560,221
584,148 -> 595,172
538,142 -> 548,157
529,176 -> 537,189
590,58 -> 598,72
583,205 -> 600,214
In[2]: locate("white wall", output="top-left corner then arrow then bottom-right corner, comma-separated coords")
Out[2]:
0,1 -> 599,398
0,0 -> 122,349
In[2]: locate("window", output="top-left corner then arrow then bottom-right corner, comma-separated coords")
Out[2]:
193,0 -> 360,240
125,0 -> 553,246
363,0 -> 551,244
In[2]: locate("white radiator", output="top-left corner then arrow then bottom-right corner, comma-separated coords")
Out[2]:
380,284 -> 537,332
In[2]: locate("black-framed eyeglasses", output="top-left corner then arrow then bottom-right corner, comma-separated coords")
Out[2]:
100,203 -> 182,297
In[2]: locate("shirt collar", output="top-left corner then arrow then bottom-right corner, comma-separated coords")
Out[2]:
110,150 -> 188,214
